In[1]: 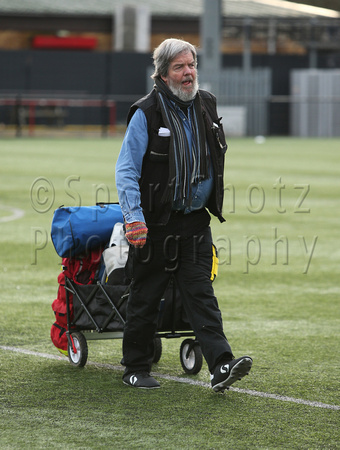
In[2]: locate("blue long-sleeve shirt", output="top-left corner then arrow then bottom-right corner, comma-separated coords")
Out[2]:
115,104 -> 213,224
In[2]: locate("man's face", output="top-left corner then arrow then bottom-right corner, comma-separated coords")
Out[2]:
161,50 -> 198,101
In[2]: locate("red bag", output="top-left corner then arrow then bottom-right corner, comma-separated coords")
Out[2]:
50,247 -> 103,355
50,322 -> 68,356
51,297 -> 72,328
62,247 -> 103,285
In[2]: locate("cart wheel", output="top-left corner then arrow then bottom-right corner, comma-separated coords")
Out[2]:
180,339 -> 202,375
68,332 -> 88,367
153,337 -> 162,364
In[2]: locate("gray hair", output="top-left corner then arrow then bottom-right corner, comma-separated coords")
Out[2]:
151,38 -> 197,80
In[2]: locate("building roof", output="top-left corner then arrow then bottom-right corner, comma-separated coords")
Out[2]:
0,0 -> 339,19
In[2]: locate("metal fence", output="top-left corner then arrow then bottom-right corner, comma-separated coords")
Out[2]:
200,68 -> 272,137
1,57 -> 339,137
147,67 -> 272,137
290,69 -> 340,137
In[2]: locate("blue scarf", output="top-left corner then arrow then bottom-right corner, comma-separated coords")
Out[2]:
154,78 -> 208,207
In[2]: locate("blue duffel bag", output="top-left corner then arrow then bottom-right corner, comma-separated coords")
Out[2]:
51,203 -> 124,257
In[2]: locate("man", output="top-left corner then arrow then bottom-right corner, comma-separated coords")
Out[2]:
115,38 -> 252,392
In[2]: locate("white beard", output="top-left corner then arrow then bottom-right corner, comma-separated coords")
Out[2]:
168,77 -> 199,102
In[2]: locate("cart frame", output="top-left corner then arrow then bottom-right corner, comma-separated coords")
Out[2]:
64,276 -> 203,374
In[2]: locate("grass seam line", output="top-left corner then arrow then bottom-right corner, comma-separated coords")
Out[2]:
1,345 -> 339,411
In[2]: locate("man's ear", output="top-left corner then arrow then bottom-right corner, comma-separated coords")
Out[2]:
161,75 -> 168,84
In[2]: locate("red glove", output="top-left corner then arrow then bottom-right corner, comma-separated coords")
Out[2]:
125,222 -> 148,248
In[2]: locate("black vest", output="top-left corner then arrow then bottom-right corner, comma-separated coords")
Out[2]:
127,89 -> 227,226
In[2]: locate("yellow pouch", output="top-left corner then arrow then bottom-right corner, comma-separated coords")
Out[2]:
211,244 -> 219,281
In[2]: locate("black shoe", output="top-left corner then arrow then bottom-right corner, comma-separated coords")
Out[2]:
123,372 -> 160,389
211,356 -> 253,392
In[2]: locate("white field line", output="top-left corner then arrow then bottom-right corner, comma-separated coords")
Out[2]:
1,345 -> 339,411
0,206 -> 25,223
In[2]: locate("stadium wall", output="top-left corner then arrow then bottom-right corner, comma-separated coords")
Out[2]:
0,50 -> 338,135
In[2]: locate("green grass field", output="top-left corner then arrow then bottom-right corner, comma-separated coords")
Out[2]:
0,136 -> 339,449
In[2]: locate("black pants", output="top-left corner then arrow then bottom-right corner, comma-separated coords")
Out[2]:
122,210 -> 233,375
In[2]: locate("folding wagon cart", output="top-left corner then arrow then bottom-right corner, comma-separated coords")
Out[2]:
50,203 -> 203,375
